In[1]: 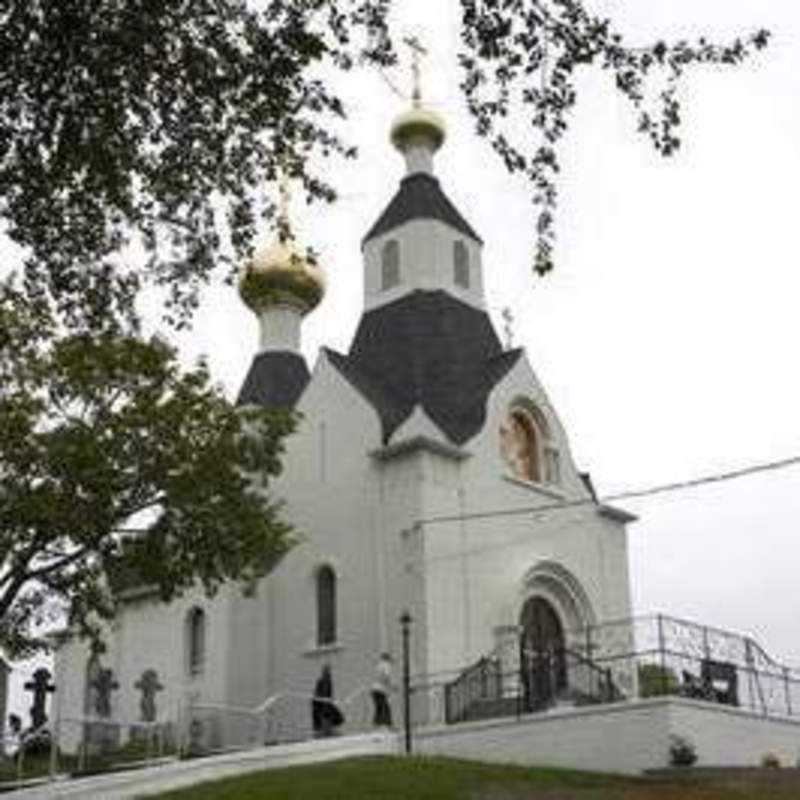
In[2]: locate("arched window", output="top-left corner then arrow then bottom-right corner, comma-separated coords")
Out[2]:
381,240 -> 400,290
500,402 -> 560,485
186,607 -> 206,677
453,240 -> 469,288
316,565 -> 337,646
84,654 -> 101,717
507,410 -> 542,482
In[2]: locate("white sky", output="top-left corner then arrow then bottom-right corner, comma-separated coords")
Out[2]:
5,0 -> 800,715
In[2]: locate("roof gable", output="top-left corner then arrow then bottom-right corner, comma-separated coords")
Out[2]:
236,351 -> 310,408
363,173 -> 482,245
328,291 -> 521,445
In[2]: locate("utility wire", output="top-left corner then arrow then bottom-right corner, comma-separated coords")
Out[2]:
416,453 -> 800,528
403,453 -> 800,569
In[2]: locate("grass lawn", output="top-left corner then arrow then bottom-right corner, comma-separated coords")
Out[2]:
146,755 -> 800,799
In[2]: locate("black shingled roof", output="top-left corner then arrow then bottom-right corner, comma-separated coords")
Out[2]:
363,173 -> 482,245
237,351 -> 310,408
327,290 -> 521,445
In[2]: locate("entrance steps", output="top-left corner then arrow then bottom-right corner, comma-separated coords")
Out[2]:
0,731 -> 398,800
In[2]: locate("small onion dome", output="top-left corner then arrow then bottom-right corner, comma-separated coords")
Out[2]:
239,239 -> 324,315
390,105 -> 446,154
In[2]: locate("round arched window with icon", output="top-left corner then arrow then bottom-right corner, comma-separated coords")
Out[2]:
500,401 -> 560,485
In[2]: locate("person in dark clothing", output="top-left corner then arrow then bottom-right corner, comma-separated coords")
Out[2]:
311,664 -> 343,736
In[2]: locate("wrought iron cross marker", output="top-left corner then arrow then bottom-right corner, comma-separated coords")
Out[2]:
91,668 -> 119,719
24,668 -> 55,730
134,669 -> 164,723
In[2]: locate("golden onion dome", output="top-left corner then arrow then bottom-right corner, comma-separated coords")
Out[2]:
238,237 -> 324,316
390,104 -> 446,154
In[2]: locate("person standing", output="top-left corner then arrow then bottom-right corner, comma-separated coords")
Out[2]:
371,652 -> 393,727
311,664 -> 343,737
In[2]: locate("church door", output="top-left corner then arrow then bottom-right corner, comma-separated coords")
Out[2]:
519,597 -> 567,711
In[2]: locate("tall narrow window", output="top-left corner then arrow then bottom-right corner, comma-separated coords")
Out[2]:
545,447 -> 561,485
187,607 -> 206,676
381,240 -> 400,290
453,240 -> 470,288
316,565 -> 337,646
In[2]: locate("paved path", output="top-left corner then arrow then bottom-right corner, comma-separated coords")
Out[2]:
1,732 -> 397,799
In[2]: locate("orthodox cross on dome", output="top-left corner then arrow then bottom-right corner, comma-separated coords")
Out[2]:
403,35 -> 428,106
501,306 -> 515,349
24,668 -> 55,729
278,169 -> 291,226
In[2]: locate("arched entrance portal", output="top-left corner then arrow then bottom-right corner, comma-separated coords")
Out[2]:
519,596 -> 567,711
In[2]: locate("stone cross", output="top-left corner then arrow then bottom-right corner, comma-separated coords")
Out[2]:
134,669 -> 164,723
501,307 -> 515,349
403,35 -> 428,105
91,668 -> 119,719
24,668 -> 55,730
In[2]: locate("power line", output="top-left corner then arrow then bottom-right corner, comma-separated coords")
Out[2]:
404,453 -> 800,568
416,453 -> 800,528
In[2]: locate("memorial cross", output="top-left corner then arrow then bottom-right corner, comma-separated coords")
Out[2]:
134,669 -> 164,723
23,668 -> 55,730
91,668 -> 119,719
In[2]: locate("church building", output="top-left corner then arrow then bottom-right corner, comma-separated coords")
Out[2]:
54,95 -> 636,747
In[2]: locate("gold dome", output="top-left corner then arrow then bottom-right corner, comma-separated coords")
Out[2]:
390,105 -> 446,153
239,238 -> 324,315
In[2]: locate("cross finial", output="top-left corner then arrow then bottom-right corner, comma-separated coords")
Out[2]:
403,36 -> 427,106
501,307 -> 515,349
278,169 -> 291,227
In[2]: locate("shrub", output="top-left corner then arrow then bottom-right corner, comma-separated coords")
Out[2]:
669,734 -> 697,767
761,752 -> 781,768
639,663 -> 679,698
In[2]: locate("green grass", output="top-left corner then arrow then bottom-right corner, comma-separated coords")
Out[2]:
145,755 -> 800,799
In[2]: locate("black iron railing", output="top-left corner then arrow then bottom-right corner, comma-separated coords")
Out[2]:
436,613 -> 800,726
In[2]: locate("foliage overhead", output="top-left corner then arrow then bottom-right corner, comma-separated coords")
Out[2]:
0,281 -> 296,657
0,2 -> 771,328
0,0 -> 392,330
458,0 -> 769,275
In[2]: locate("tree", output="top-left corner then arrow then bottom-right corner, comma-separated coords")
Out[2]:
0,281 -> 296,657
0,1 -> 768,329
459,0 -> 769,275
0,0 -> 392,330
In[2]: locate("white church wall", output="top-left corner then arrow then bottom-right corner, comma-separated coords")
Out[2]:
53,584 -> 230,753
222,351 -> 417,727
53,635 -> 92,753
111,589 -> 232,732
363,220 -> 484,312
416,352 -> 635,683
415,697 -> 800,773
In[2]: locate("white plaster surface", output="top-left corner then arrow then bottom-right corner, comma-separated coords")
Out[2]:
363,219 -> 485,311
415,697 -> 800,774
257,304 -> 302,352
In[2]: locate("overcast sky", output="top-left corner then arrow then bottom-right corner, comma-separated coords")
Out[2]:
5,0 -> 800,712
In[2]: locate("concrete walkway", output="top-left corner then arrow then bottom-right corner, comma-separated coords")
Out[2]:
1,732 -> 398,799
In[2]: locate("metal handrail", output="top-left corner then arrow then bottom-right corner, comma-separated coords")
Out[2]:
189,685 -> 372,728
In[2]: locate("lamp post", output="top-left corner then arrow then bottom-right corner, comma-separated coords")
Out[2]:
400,610 -> 412,755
